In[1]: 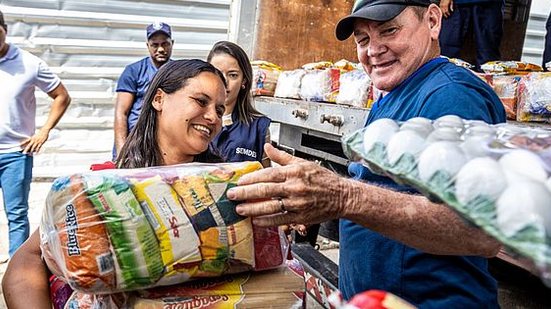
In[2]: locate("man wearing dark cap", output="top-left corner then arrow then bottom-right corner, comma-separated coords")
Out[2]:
113,22 -> 174,158
228,1 -> 505,307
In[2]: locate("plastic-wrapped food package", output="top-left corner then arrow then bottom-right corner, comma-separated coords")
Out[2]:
481,61 -> 543,75
299,68 -> 335,102
516,72 -> 551,123
336,67 -> 371,108
40,161 -> 289,294
251,60 -> 282,97
342,116 -> 551,285
50,259 -> 304,309
492,75 -> 521,120
274,69 -> 306,99
448,57 -> 475,70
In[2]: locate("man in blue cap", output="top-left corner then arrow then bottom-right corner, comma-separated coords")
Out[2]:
113,22 -> 174,159
228,0 -> 505,307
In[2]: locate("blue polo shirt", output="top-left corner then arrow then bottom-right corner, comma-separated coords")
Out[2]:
116,57 -> 161,132
341,57 -> 505,308
209,111 -> 271,163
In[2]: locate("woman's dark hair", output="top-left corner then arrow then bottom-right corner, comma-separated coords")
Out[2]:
207,41 -> 263,125
116,59 -> 226,168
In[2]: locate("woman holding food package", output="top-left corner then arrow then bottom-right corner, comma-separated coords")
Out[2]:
2,59 -> 228,308
207,41 -> 272,168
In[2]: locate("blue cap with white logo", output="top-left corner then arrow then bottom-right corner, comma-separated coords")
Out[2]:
146,22 -> 172,39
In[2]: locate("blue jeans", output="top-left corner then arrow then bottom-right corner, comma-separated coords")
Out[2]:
0,151 -> 33,256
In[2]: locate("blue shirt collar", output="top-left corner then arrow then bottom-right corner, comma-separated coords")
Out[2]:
372,57 -> 448,112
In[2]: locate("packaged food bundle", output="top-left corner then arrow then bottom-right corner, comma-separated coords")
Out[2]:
516,72 -> 551,123
40,162 -> 288,294
301,61 -> 333,70
481,61 -> 543,75
448,57 -> 475,70
251,60 -> 282,97
299,67 -> 336,102
343,116 -> 551,285
274,69 -> 307,99
492,75 -> 522,120
336,67 -> 371,108
50,259 -> 305,309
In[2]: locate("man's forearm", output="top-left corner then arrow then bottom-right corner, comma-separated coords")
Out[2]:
341,178 -> 501,257
42,92 -> 71,132
113,118 -> 128,153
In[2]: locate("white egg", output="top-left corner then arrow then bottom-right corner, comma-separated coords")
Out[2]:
418,141 -> 468,182
496,181 -> 551,238
498,149 -> 548,183
362,118 -> 399,153
427,127 -> 462,142
400,117 -> 434,138
495,125 -> 525,139
433,115 -> 464,130
386,130 -> 427,166
466,120 -> 490,128
460,135 -> 493,159
455,157 -> 507,205
462,125 -> 496,139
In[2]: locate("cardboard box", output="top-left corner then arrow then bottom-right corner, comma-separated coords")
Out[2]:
132,259 -> 305,308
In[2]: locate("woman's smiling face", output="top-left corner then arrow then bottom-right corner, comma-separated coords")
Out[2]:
154,71 -> 226,162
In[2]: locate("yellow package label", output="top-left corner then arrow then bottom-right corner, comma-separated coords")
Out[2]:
132,273 -> 250,309
130,176 -> 202,282
173,176 -> 216,217
227,218 -> 254,268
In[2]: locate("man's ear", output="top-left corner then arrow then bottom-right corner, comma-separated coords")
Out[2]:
427,4 -> 442,40
152,89 -> 164,111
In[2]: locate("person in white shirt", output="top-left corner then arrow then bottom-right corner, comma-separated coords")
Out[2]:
0,10 -> 71,262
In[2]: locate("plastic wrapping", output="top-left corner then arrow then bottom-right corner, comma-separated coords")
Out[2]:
298,68 -> 335,102
516,72 -> 551,123
251,60 -> 282,97
448,58 -> 475,70
492,75 -> 521,120
50,259 -> 304,309
274,69 -> 307,99
342,116 -> 551,285
336,67 -> 371,108
40,161 -> 289,294
481,61 -> 543,75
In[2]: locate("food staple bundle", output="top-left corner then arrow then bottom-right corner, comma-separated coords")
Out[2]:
251,60 -> 282,97
516,72 -> 551,123
40,162 -> 288,294
343,115 -> 551,283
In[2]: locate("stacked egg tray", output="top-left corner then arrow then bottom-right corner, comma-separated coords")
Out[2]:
342,115 -> 551,284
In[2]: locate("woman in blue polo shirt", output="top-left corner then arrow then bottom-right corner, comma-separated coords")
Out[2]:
207,41 -> 271,167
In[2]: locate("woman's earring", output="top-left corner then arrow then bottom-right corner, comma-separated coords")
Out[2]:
241,84 -> 246,89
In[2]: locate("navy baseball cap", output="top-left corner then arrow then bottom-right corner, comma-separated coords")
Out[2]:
335,0 -> 436,41
146,22 -> 172,39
